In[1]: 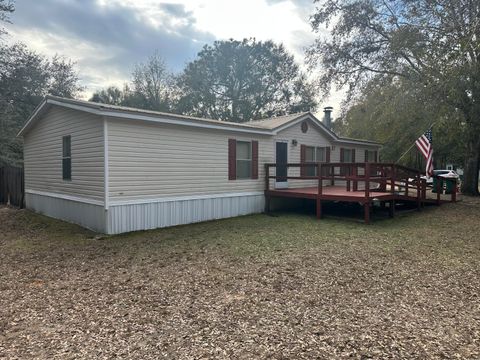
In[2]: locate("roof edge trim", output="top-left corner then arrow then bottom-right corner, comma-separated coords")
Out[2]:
18,96 -> 382,147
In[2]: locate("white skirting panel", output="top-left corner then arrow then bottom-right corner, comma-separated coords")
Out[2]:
26,192 -> 107,233
107,193 -> 265,234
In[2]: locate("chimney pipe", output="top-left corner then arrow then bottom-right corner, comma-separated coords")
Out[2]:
323,106 -> 333,129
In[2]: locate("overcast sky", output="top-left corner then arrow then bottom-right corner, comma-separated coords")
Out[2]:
5,0 -> 343,114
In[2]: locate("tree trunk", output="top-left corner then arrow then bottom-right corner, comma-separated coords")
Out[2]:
461,138 -> 480,195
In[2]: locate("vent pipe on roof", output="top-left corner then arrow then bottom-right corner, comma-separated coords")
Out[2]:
323,106 -> 333,129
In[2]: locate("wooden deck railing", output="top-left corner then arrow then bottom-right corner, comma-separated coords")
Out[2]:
265,162 -> 458,205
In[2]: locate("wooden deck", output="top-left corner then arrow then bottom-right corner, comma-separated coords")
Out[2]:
264,162 -> 457,224
266,186 -> 394,201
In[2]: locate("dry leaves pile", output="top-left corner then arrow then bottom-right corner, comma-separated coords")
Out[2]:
0,199 -> 479,359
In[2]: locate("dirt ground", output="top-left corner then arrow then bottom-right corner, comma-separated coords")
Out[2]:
0,199 -> 479,359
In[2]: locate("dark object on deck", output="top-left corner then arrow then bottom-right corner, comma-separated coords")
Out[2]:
0,166 -> 25,208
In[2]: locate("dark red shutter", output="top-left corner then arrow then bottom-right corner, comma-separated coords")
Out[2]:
228,139 -> 236,180
352,149 -> 356,163
374,150 -> 378,162
251,140 -> 258,179
365,149 -> 369,163
340,148 -> 345,175
300,144 -> 306,177
324,146 -> 331,177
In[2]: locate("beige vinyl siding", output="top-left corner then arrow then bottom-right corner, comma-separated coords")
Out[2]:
24,107 -> 104,201
107,118 -> 273,201
106,116 -> 379,201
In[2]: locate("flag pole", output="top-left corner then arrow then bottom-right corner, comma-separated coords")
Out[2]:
395,123 -> 435,164
395,142 -> 417,164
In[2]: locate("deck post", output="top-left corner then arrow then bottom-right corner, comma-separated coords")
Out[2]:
317,163 -> 322,219
365,163 -> 370,199
316,197 -> 322,219
391,166 -> 396,195
416,173 -> 421,210
317,163 -> 322,195
346,164 -> 351,192
363,163 -> 371,224
436,176 -> 441,205
364,202 -> 370,224
380,167 -> 387,191
353,165 -> 358,191
265,195 -> 271,213
389,200 -> 395,218
421,179 -> 426,207
330,164 -> 335,186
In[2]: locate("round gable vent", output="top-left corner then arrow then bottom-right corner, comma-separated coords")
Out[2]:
301,121 -> 308,133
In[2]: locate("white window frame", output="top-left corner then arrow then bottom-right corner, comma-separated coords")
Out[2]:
236,140 -> 252,179
305,146 -> 327,176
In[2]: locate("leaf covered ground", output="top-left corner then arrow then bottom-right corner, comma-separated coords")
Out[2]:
0,199 -> 479,359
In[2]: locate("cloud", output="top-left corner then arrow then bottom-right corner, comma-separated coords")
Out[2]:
265,0 -> 316,20
6,0 -> 215,95
158,2 -> 192,19
4,0 -> 345,111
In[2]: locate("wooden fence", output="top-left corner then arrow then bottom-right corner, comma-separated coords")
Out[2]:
0,166 -> 24,208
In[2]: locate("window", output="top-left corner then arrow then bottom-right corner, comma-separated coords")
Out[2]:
342,148 -> 353,163
316,147 -> 326,163
340,148 -> 355,175
365,150 -> 377,162
236,141 -> 252,179
228,139 -> 258,180
305,146 -> 315,162
62,135 -> 71,180
305,146 -> 327,176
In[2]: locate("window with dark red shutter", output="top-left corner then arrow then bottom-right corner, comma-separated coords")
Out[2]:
229,139 -> 257,180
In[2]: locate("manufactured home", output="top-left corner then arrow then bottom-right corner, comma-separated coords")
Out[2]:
19,96 -> 381,234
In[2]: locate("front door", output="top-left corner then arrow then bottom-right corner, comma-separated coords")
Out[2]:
275,142 -> 288,188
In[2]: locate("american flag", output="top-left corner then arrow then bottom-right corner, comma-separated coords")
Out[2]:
415,129 -> 434,177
